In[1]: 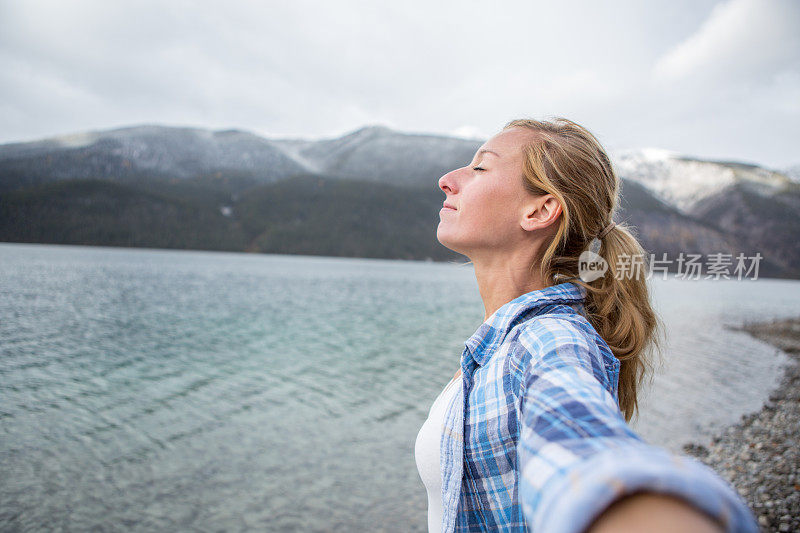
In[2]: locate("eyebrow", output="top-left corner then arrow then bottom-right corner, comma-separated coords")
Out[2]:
471,149 -> 500,165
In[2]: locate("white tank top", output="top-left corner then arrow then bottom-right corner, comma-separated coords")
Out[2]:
415,375 -> 462,533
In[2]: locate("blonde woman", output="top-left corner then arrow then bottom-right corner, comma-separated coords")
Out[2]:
414,118 -> 757,532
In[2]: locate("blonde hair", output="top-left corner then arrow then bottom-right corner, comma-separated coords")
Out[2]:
505,117 -> 662,422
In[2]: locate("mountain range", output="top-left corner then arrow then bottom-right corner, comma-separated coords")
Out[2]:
1,124 -> 798,279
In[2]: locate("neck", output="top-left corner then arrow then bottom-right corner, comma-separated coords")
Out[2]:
470,247 -> 548,321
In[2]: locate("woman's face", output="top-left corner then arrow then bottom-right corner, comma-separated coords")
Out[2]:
437,127 -> 539,257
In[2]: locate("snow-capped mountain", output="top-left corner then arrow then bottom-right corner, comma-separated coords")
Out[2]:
1,124 -> 797,277
612,148 -> 794,213
0,125 -> 309,188
5,124 -> 788,208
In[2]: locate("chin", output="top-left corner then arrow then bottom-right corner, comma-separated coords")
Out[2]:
436,228 -> 466,255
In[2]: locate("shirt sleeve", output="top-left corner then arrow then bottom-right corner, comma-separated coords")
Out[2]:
515,318 -> 758,533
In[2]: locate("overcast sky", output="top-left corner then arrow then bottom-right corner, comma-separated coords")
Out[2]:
1,0 -> 798,168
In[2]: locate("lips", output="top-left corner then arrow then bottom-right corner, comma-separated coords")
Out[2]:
442,202 -> 457,211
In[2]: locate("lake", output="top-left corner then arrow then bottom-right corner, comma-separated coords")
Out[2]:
1,243 -> 798,531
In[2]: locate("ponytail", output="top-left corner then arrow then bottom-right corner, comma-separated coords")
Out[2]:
576,222 -> 662,422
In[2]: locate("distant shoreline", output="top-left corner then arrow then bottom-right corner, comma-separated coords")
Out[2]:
683,317 -> 800,532
5,242 -> 800,282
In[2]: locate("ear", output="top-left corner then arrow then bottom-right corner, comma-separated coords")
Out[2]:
520,194 -> 562,232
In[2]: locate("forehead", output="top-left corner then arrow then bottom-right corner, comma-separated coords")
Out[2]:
478,127 -> 538,160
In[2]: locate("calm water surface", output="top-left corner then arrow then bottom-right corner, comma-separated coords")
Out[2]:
1,243 -> 798,532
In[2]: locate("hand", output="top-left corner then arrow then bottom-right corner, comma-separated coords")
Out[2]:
587,492 -> 724,533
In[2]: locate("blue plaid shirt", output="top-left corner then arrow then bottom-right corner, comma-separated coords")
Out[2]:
438,281 -> 757,533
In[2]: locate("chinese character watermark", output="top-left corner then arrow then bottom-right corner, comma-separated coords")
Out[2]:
612,252 -> 762,281
578,252 -> 763,281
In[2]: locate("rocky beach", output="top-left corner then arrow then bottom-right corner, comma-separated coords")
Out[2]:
683,318 -> 800,533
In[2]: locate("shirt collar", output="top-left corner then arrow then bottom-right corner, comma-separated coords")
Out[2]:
463,281 -> 587,367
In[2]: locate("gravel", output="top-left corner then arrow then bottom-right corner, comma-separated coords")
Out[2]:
682,317 -> 800,533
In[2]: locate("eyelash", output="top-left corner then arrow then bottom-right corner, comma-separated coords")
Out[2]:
473,166 -> 486,171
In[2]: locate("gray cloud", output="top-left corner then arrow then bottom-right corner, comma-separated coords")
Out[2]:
0,0 -> 798,167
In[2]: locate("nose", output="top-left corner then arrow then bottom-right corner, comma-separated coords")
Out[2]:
438,167 -> 460,194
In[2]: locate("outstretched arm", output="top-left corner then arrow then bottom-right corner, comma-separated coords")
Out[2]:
514,318 -> 756,533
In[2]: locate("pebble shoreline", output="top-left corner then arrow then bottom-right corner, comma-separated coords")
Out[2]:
682,318 -> 800,533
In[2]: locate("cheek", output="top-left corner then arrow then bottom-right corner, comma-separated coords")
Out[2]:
464,182 -> 517,228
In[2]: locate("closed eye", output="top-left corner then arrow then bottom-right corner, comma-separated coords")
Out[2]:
473,166 -> 486,171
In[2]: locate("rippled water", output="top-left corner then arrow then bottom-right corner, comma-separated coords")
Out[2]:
1,243 -> 798,531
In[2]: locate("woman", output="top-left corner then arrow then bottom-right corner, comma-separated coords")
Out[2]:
414,118 -> 757,533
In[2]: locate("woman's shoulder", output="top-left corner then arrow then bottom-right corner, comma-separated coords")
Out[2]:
511,304 -> 599,352
505,306 -> 619,391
